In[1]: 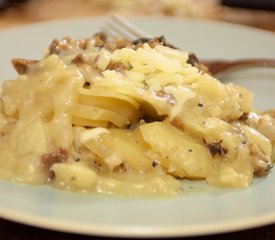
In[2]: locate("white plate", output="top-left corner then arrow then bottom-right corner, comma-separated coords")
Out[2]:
0,16 -> 275,238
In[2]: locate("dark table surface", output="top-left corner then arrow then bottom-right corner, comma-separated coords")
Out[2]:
0,217 -> 274,240
0,1 -> 275,239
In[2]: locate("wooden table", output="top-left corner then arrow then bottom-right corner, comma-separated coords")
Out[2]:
0,1 -> 274,239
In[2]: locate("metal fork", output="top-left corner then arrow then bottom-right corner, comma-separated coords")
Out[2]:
103,14 -> 275,76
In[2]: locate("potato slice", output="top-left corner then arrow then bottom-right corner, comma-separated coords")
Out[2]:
96,172 -> 181,195
51,162 -> 97,191
104,128 -> 153,171
94,85 -> 172,118
79,88 -> 141,122
70,103 -> 129,128
139,121 -> 213,178
79,88 -> 140,108
71,116 -> 109,128
90,76 -> 172,118
80,128 -> 153,172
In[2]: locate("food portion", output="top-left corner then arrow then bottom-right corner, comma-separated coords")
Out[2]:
0,33 -> 274,195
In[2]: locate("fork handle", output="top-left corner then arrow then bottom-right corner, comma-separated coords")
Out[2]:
202,58 -> 275,76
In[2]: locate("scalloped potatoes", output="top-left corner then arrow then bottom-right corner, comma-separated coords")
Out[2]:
0,34 -> 273,195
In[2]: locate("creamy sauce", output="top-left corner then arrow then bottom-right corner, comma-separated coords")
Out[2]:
0,35 -> 273,195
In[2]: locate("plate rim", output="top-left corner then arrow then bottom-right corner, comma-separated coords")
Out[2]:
0,195 -> 274,237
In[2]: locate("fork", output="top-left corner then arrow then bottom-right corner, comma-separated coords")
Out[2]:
103,15 -> 275,76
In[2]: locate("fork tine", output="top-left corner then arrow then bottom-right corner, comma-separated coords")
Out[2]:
101,24 -> 122,39
107,14 -> 153,40
105,20 -> 137,41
